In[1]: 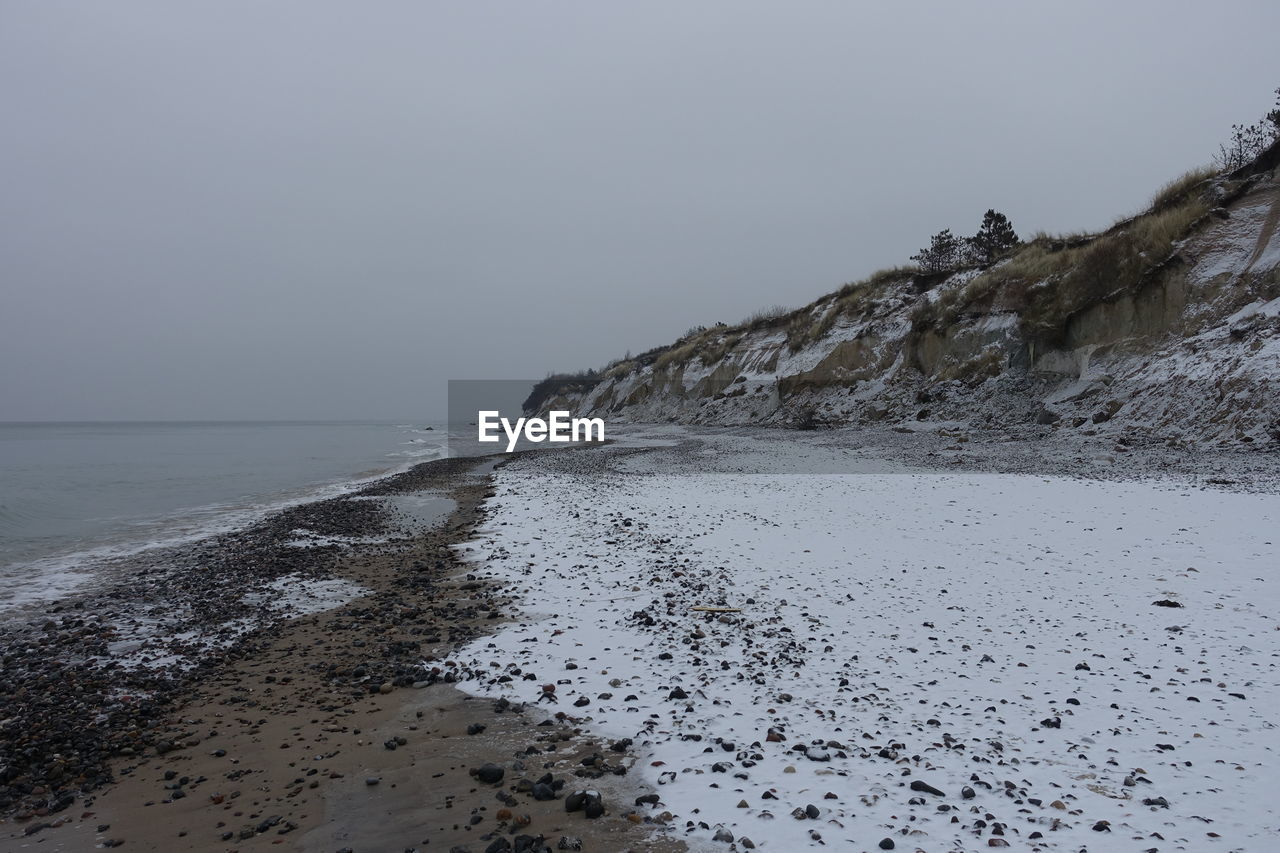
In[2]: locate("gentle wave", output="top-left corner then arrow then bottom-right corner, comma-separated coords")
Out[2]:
0,423 -> 455,615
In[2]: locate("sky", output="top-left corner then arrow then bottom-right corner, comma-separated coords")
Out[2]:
3,1 -> 1278,421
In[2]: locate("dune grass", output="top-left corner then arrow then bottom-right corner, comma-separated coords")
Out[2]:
915,173 -> 1212,344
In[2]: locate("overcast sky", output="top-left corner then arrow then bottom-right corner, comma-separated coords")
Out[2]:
3,1 -> 1278,420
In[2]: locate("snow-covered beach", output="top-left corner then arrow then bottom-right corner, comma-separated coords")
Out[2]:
456,428 -> 1280,851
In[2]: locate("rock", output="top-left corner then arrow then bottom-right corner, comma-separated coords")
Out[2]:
512,835 -> 541,853
1092,400 -> 1123,423
475,764 -> 505,785
557,838 -> 582,851
879,840 -> 895,850
668,687 -> 688,700
961,786 -> 976,799
1036,407 -> 1061,425
909,780 -> 944,796
583,793 -> 604,819
485,839 -> 513,853
713,827 -> 734,842
566,790 -> 602,817
1153,599 -> 1184,608
467,723 -> 486,735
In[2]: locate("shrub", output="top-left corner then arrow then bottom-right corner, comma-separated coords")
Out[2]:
1214,86 -> 1280,171
523,370 -> 602,413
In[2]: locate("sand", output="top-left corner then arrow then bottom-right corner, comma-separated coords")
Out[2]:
1,452 -> 672,853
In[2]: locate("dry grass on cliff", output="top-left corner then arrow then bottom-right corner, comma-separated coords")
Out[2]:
1148,166 -> 1218,214
917,179 -> 1211,343
786,266 -> 918,351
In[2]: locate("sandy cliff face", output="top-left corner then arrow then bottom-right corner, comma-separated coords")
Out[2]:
541,159 -> 1280,448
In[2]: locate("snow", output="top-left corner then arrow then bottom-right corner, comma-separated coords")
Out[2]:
105,573 -> 368,671
1226,297 -> 1280,326
1187,196 -> 1280,286
244,572 -> 369,615
456,434 -> 1280,851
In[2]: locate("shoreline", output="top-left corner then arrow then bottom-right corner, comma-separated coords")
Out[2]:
0,421 -> 453,612
0,444 -> 670,852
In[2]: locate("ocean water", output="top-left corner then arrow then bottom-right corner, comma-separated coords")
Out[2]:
0,421 -> 448,611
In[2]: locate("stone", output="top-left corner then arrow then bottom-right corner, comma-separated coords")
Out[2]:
909,779 -> 945,796
475,763 -> 505,785
583,793 -> 604,819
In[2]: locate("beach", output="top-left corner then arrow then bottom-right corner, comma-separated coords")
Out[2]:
0,441 -> 671,853
0,427 -> 1277,852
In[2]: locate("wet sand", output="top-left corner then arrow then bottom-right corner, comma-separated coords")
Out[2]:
1,450 -> 674,852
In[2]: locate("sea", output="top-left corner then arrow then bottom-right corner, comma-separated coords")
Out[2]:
0,421 -> 452,613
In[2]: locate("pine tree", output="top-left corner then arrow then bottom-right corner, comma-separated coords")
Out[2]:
910,229 -> 963,274
968,210 -> 1019,265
